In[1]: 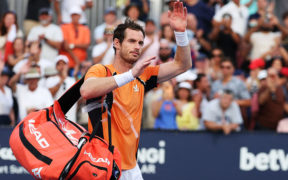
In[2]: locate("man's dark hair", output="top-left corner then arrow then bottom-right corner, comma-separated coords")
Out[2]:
220,57 -> 234,68
113,18 -> 145,52
193,73 -> 206,89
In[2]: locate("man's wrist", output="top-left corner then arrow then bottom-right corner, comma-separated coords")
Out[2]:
174,30 -> 189,46
113,69 -> 135,87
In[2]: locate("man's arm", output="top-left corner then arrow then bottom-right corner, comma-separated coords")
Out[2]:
157,2 -> 192,83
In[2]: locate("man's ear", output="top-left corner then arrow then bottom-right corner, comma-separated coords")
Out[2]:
113,38 -> 120,50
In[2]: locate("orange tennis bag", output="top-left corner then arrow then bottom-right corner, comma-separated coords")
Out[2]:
9,76 -> 121,180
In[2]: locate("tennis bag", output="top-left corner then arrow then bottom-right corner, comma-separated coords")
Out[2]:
9,76 -> 121,180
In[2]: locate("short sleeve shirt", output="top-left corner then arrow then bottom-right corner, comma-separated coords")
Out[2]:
85,64 -> 159,170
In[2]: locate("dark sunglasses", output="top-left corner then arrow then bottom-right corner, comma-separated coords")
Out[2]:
212,54 -> 222,58
221,65 -> 232,69
160,47 -> 170,50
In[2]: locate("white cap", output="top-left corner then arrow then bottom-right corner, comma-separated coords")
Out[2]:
55,55 -> 69,65
258,70 -> 267,80
70,6 -> 82,15
175,70 -> 197,82
24,68 -> 41,79
178,82 -> 192,90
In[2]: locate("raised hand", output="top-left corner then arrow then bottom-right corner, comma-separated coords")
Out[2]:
168,1 -> 187,32
131,56 -> 156,77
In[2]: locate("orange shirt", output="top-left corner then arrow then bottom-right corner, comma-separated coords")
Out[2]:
85,64 -> 159,170
60,23 -> 90,68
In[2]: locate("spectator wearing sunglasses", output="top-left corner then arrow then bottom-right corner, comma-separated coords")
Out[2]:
207,48 -> 224,82
211,58 -> 251,108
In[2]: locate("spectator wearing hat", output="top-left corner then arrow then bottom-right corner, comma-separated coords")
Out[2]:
152,81 -> 181,130
9,67 -> 53,121
54,0 -> 93,24
255,68 -> 285,130
92,27 -> 115,65
246,58 -> 265,94
45,55 -> 77,122
0,63 -> 15,126
23,0 -> 51,36
122,3 -> 145,28
27,8 -> 64,63
139,19 -> 160,64
203,89 -> 243,134
93,7 -> 119,44
176,82 -> 199,130
60,6 -> 91,76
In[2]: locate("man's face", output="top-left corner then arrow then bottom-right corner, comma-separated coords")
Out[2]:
220,93 -> 233,110
56,61 -> 67,73
104,13 -> 116,24
145,22 -> 156,35
26,78 -> 39,91
221,61 -> 234,78
117,28 -> 144,64
39,14 -> 51,25
199,76 -> 209,91
159,43 -> 172,62
29,43 -> 41,57
258,0 -> 267,10
211,49 -> 223,63
71,14 -> 81,24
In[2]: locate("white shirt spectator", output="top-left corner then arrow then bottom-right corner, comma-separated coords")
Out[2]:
27,24 -> 63,62
203,98 -> 243,128
57,0 -> 87,24
213,1 -> 249,37
16,84 -> 53,121
249,32 -> 281,60
94,23 -> 106,43
45,76 -> 77,122
0,86 -> 13,115
92,42 -> 115,65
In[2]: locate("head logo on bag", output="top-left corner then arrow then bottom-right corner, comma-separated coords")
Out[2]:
57,117 -> 79,145
84,150 -> 111,165
28,119 -> 49,148
31,167 -> 42,179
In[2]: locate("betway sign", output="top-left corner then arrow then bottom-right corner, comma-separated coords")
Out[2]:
240,147 -> 288,171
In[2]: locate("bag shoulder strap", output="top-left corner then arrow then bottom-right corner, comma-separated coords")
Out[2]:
87,65 -> 114,151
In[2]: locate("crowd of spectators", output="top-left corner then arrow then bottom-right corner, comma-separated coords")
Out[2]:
1,0 -> 288,134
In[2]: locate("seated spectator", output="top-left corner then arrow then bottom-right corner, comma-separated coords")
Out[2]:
46,55 -> 77,122
27,8 -> 63,63
122,3 -> 145,28
203,89 -> 243,135
269,56 -> 285,73
60,6 -> 91,76
209,13 -> 240,66
13,41 -> 53,77
92,27 -> 114,65
125,0 -> 150,21
183,0 -> 214,36
23,0 -> 51,36
211,58 -> 251,107
9,67 -> 53,121
213,0 -> 249,37
0,11 -> 23,62
7,37 -> 27,69
54,0 -> 93,24
256,68 -> 285,130
0,64 -> 14,126
160,24 -> 176,55
207,48 -> 223,82
192,73 -> 211,129
139,19 -> 160,63
93,7 -> 119,44
152,81 -> 180,130
176,82 -> 199,130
